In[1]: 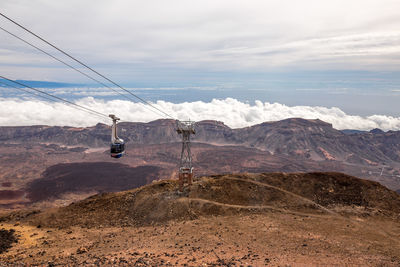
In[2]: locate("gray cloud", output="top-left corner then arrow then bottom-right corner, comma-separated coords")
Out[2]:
1,0 -> 400,82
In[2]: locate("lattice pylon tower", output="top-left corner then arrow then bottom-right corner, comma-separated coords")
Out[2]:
176,120 -> 196,191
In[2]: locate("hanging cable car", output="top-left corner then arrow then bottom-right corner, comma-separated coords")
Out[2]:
109,114 -> 125,158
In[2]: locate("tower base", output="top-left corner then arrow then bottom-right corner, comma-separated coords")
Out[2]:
178,169 -> 193,192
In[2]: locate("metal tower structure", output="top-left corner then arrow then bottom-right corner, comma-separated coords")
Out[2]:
176,120 -> 196,191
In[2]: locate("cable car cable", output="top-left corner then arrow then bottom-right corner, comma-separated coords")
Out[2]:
2,79 -> 125,159
0,80 -> 59,103
0,26 -> 128,99
0,75 -> 109,120
0,80 -> 110,122
0,77 -> 109,120
0,81 -> 59,103
0,25 -> 168,119
0,12 -> 176,120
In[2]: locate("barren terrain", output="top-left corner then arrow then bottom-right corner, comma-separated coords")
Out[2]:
1,119 -> 400,265
1,172 -> 399,266
1,118 -> 400,211
1,141 -> 399,210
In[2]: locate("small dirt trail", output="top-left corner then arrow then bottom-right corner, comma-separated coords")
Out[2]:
222,176 -> 400,246
184,197 -> 280,210
221,176 -> 337,215
181,197 -> 334,218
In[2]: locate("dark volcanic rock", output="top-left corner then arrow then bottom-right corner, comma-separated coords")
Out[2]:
0,228 -> 17,254
0,190 -> 25,200
27,162 -> 162,202
1,182 -> 12,187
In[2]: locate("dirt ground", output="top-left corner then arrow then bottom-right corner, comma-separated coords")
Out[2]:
1,212 -> 400,266
1,173 -> 400,266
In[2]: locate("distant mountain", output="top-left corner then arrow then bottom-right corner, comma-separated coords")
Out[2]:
370,128 -> 385,134
0,79 -> 84,88
341,129 -> 368,135
1,118 -> 400,165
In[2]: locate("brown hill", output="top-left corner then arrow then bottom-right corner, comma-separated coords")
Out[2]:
25,172 -> 400,229
2,172 -> 400,266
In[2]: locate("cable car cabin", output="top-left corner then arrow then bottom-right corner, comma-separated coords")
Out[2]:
110,141 -> 125,158
109,114 -> 125,158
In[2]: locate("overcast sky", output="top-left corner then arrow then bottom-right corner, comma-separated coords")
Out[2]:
1,0 -> 400,80
1,1 -> 400,126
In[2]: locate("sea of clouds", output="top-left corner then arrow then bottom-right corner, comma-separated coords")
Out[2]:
1,97 -> 400,131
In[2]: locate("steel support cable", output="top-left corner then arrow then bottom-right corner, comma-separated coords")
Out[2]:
0,26 -> 127,99
0,25 -> 167,119
0,80 -> 59,103
0,12 -> 177,120
0,76 -> 110,120
0,80 -> 109,122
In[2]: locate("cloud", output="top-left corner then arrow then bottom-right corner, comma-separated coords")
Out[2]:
1,0 -> 400,82
1,97 -> 400,131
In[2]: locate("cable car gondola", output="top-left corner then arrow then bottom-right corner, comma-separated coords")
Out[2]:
109,114 -> 125,158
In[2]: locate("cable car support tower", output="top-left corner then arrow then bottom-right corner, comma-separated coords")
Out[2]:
177,120 -> 195,191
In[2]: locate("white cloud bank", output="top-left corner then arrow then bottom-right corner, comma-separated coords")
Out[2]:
1,97 -> 400,131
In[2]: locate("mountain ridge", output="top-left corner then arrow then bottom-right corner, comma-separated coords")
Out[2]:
1,118 -> 399,164
1,117 -> 400,205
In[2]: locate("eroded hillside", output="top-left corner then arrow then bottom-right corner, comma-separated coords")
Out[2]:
1,172 -> 399,266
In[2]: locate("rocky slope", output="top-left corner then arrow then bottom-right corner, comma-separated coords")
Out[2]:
21,172 -> 400,228
1,172 -> 400,266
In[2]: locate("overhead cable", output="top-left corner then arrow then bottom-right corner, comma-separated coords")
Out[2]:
0,12 -> 176,120
0,25 -> 166,118
0,75 -> 110,120
0,80 -> 59,103
0,26 -> 128,99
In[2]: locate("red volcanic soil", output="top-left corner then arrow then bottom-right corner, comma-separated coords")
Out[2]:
0,191 -> 24,200
26,162 -> 162,202
1,172 -> 400,266
1,182 -> 12,187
